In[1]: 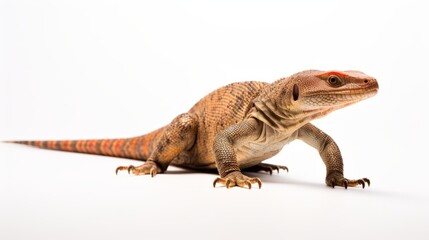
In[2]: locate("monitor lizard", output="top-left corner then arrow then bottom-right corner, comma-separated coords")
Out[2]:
8,70 -> 379,189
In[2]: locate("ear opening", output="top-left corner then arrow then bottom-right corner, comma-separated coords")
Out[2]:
293,84 -> 299,101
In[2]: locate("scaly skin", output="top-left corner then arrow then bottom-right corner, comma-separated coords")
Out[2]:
8,70 -> 378,189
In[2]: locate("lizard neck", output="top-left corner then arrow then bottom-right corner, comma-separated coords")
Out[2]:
248,97 -> 332,134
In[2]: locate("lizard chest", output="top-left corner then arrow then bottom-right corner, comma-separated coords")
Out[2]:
235,124 -> 298,168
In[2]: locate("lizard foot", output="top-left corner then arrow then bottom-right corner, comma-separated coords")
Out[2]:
326,171 -> 370,189
115,161 -> 162,177
213,171 -> 262,189
244,163 -> 288,175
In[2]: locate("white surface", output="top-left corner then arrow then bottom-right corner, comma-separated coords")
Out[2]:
1,1 -> 428,240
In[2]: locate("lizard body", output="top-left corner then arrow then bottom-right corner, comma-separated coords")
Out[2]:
10,70 -> 378,189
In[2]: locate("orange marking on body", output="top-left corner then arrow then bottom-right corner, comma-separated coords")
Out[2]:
80,140 -> 86,152
143,134 -> 155,156
100,140 -> 107,155
90,140 -> 97,153
107,140 -> 114,156
86,140 -> 94,152
81,140 -> 88,153
91,140 -> 98,153
61,140 -> 68,150
89,141 -> 95,152
317,71 -> 348,78
114,139 -> 124,155
67,140 -> 73,151
129,138 -> 139,158
85,140 -> 91,153
76,140 -> 82,152
111,140 -> 118,155
102,139 -> 112,156
133,138 -> 142,158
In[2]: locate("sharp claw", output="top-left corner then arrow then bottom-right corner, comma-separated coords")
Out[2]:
357,179 -> 365,189
256,178 -> 262,189
127,165 -> 135,174
150,168 -> 157,177
226,179 -> 232,189
273,166 -> 280,174
330,179 -> 336,188
213,178 -> 220,188
285,166 -> 289,173
246,181 -> 252,189
115,167 -> 120,175
364,178 -> 371,187
343,180 -> 348,189
268,169 -> 273,175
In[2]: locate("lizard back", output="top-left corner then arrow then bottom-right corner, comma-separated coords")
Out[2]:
175,81 -> 268,169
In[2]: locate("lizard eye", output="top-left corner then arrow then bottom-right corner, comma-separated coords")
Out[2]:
327,75 -> 342,87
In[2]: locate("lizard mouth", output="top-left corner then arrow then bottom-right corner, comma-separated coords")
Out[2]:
307,86 -> 378,100
338,88 -> 378,100
301,88 -> 378,108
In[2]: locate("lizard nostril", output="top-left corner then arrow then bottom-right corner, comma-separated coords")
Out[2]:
364,80 -> 369,84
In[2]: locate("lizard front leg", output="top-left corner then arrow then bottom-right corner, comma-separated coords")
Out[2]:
297,123 -> 370,189
116,113 -> 198,176
212,118 -> 262,189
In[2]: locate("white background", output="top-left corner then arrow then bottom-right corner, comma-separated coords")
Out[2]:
1,1 -> 428,239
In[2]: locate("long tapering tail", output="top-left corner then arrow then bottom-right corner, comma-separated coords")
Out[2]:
6,128 -> 164,160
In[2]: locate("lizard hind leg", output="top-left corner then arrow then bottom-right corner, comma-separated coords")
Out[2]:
116,113 -> 198,177
243,163 -> 289,175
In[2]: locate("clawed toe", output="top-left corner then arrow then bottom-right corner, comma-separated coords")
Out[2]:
213,171 -> 262,189
363,178 -> 370,187
346,177 -> 370,189
127,165 -> 135,174
115,165 -> 136,175
115,161 -> 161,176
355,178 -> 370,188
244,163 -> 289,175
327,173 -> 371,189
115,166 -> 129,175
357,179 -> 365,188
343,179 -> 349,189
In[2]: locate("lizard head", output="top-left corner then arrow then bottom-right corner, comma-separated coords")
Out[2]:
250,69 -> 378,130
284,70 -> 378,115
